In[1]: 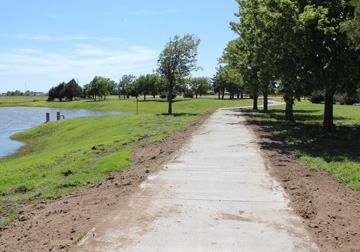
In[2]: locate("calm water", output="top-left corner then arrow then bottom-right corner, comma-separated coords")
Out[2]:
0,107 -> 131,158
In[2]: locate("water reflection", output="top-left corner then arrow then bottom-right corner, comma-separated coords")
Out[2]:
0,107 -> 131,158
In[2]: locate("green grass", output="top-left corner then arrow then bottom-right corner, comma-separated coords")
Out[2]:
0,96 -> 254,227
250,100 -> 360,191
0,97 -> 254,204
0,114 -> 193,201
0,96 -> 254,113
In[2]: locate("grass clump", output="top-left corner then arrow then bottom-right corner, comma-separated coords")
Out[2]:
250,100 -> 360,191
0,206 -> 20,228
73,233 -> 84,244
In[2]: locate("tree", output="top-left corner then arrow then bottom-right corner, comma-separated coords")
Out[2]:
230,0 -> 360,131
299,0 -> 360,132
6,90 -> 23,96
105,79 -> 116,100
219,39 -> 247,100
147,74 -> 161,98
231,0 -> 302,117
118,75 -> 136,99
62,79 -> 82,101
189,77 -> 209,98
82,84 -> 90,99
48,82 -> 65,101
341,0 -> 360,49
87,76 -> 114,101
157,34 -> 201,114
211,66 -> 227,100
133,75 -> 147,99
87,77 -> 101,101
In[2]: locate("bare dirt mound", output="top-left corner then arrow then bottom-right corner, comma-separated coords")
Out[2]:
242,109 -> 360,252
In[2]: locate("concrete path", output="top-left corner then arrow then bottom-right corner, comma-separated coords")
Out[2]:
73,107 -> 319,252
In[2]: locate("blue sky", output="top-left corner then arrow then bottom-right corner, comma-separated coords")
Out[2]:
0,0 -> 239,92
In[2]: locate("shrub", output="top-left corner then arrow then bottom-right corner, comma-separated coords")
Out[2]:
335,92 -> 360,105
183,90 -> 194,98
159,92 -> 177,99
310,90 -> 324,104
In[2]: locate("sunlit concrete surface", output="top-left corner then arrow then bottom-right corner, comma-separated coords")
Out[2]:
73,107 -> 319,252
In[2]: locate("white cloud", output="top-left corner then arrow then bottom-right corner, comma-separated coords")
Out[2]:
6,34 -> 124,42
17,48 -> 43,54
95,37 -> 125,42
0,45 -> 159,82
73,44 -> 105,56
8,34 -> 52,41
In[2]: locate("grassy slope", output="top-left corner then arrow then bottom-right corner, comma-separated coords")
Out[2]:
251,100 -> 360,191
0,97 -> 254,202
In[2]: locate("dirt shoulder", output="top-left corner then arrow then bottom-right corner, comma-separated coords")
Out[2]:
242,108 -> 360,252
1,107 -> 360,252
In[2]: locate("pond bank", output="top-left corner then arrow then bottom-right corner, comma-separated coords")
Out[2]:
0,107 -> 131,158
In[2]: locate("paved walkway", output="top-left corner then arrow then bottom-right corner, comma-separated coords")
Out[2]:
73,107 -> 319,252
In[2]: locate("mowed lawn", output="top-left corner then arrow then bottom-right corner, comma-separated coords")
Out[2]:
0,96 -> 254,203
251,100 -> 360,191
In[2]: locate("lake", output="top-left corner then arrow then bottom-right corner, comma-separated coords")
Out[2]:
0,107 -> 131,158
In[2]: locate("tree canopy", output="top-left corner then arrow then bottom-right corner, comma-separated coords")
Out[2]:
224,0 -> 360,132
341,0 -> 360,49
62,79 -> 82,101
87,76 -> 114,101
157,34 -> 201,114
188,77 -> 209,98
118,75 -> 136,99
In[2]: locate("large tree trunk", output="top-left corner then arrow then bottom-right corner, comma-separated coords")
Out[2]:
285,99 -> 295,122
322,88 -> 336,133
144,94 -> 146,101
168,83 -> 173,114
241,90 -> 244,99
263,91 -> 268,113
283,83 -> 295,122
218,92 -> 220,99
253,94 -> 258,110
221,88 -> 225,99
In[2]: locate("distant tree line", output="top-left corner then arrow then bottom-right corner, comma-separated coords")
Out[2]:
47,74 -> 211,102
4,90 -> 43,96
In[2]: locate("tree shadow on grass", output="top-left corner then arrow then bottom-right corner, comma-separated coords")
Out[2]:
253,109 -> 324,122
138,99 -> 192,104
156,113 -> 199,117
241,110 -> 360,163
85,100 -> 106,103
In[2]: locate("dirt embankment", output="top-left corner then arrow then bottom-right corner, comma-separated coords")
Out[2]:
1,107 -> 360,252
242,109 -> 360,252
